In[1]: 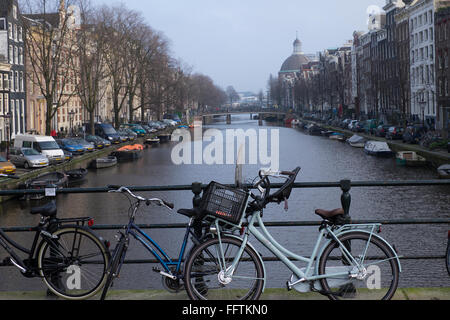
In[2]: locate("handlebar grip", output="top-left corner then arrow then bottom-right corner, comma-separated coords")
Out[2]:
163,201 -> 175,209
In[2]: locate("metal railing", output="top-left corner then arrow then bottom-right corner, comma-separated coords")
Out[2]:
0,179 -> 449,266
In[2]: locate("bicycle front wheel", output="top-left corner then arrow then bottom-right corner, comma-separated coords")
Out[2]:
318,231 -> 400,300
37,227 -> 109,300
184,236 -> 264,300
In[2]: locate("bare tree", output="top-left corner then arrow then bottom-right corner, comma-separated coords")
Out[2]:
72,0 -> 109,134
22,0 -> 78,135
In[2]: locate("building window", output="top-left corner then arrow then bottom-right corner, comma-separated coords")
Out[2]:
8,23 -> 12,39
13,5 -> 17,20
0,18 -> 6,30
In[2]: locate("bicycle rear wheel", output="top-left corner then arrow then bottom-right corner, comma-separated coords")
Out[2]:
100,236 -> 128,300
184,236 -> 264,300
318,231 -> 399,300
38,227 -> 109,300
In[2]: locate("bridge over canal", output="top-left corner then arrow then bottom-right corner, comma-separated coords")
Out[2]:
199,110 -> 289,125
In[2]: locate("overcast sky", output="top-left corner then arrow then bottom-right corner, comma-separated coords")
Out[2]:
94,0 -> 386,94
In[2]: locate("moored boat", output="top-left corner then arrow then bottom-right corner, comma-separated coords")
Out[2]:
158,134 -> 171,143
364,141 -> 394,157
20,172 -> 69,200
111,144 -> 144,161
65,168 -> 88,183
144,138 -> 160,146
437,164 -> 450,179
347,135 -> 366,148
395,151 -> 428,167
90,156 -> 117,169
329,132 -> 346,142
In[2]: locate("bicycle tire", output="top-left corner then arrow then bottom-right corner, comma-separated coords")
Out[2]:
318,231 -> 399,300
37,226 -> 109,300
100,236 -> 128,300
184,236 -> 264,300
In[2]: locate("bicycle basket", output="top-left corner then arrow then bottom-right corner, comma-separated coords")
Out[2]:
200,182 -> 249,226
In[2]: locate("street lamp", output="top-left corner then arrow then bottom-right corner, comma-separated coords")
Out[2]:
68,109 -> 75,137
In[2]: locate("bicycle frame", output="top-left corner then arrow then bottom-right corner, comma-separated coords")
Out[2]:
217,211 -> 401,293
122,217 -> 203,276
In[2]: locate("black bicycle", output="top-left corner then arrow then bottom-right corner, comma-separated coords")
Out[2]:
0,175 -> 110,300
100,185 -> 210,300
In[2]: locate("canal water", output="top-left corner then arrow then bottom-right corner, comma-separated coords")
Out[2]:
0,114 -> 449,294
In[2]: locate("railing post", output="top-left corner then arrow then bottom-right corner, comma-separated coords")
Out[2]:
192,182 -> 203,238
340,179 -> 352,224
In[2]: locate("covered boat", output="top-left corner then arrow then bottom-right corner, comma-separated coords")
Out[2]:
364,141 -> 394,157
347,135 -> 366,148
111,144 -> 144,161
90,156 -> 117,169
437,164 -> 450,179
396,151 -> 427,167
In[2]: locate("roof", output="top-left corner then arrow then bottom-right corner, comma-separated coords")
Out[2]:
23,13 -> 60,28
280,54 -> 309,73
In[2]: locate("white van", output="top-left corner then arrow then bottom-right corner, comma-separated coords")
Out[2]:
13,135 -> 65,164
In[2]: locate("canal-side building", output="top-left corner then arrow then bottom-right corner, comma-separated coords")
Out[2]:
0,0 -> 26,139
435,4 -> 450,137
0,60 -> 11,145
409,0 -> 437,127
395,1 -> 414,124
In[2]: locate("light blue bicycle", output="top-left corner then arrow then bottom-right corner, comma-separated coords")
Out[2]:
183,167 -> 402,300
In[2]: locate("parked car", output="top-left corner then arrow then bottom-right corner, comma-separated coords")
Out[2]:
347,120 -> 358,131
352,121 -> 365,132
55,138 -> 85,155
340,119 -> 351,129
386,126 -> 405,140
14,134 -> 65,164
121,124 -> 147,137
402,125 -> 427,144
141,124 -> 157,134
363,119 -> 379,135
0,156 -> 16,174
85,135 -> 107,149
375,124 -> 391,137
148,121 -> 164,130
63,150 -> 73,162
116,129 -> 131,142
69,138 -> 95,152
86,123 -> 121,144
162,119 -> 178,126
9,147 -> 49,169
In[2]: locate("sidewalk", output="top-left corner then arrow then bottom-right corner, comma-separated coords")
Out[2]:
0,288 -> 448,300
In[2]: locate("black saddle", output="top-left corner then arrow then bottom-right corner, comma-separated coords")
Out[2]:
30,201 -> 57,217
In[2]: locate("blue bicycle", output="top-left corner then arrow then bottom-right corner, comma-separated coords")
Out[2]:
100,186 -> 209,300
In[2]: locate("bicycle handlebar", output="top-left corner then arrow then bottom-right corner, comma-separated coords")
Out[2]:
247,167 -> 301,214
107,185 -> 174,210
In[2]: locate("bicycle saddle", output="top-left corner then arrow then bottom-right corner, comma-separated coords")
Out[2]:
315,208 -> 344,220
30,201 -> 57,217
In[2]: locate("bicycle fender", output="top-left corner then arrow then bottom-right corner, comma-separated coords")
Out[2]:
317,230 -> 402,274
226,234 -> 267,293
